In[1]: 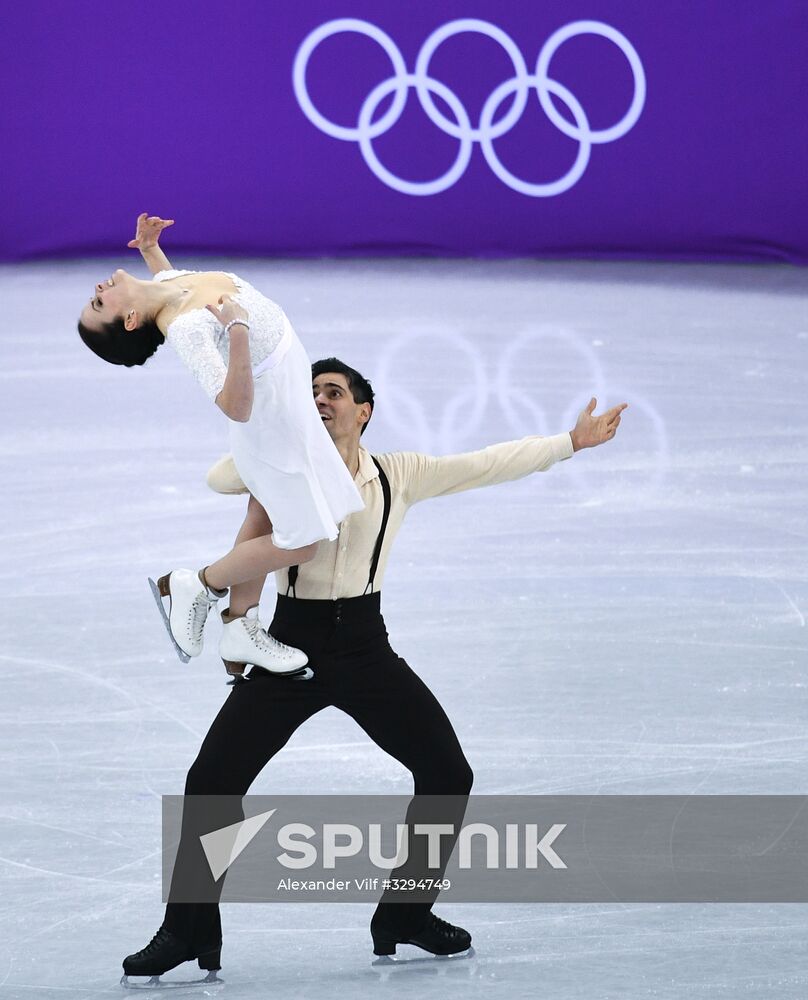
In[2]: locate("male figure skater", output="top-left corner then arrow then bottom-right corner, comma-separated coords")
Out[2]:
122,355 -> 627,982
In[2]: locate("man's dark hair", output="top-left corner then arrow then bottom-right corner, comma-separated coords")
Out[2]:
312,357 -> 374,435
78,316 -> 165,367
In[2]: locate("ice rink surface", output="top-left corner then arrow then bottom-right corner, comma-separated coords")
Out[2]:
1,257 -> 807,998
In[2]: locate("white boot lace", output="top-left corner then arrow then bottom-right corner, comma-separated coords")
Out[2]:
188,593 -> 215,645
243,617 -> 296,661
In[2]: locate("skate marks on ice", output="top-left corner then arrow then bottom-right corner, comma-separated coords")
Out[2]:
0,647 -> 204,791
117,950 -> 476,994
371,945 -> 476,982
2,260 -> 808,998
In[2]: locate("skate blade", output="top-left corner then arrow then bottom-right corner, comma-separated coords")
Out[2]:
148,577 -> 190,664
261,665 -> 313,681
289,666 -> 314,682
227,667 -> 314,687
121,969 -> 223,989
245,665 -> 314,683
372,944 -> 475,967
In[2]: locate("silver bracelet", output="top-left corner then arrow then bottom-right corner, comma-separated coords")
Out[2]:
224,318 -> 250,335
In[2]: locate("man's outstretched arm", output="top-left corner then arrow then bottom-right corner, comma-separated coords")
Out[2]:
388,398 -> 628,505
203,399 -> 629,499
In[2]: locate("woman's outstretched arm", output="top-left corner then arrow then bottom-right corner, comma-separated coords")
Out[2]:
128,212 -> 175,275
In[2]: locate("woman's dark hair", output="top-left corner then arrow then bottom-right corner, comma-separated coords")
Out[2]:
77,316 -> 165,367
311,357 -> 374,435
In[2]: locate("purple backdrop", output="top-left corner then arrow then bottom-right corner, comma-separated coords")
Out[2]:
2,0 -> 807,262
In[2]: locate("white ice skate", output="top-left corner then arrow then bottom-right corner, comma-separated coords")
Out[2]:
219,606 -> 312,681
149,569 -> 223,661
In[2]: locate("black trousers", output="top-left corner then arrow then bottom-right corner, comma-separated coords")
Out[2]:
164,592 -> 474,948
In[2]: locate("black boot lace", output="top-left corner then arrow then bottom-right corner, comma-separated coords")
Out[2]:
135,926 -> 173,958
430,914 -> 457,939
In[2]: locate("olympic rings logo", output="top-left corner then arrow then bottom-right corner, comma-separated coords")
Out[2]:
293,18 -> 646,197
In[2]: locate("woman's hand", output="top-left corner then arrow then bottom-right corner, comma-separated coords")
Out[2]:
127,212 -> 175,251
206,294 -> 249,331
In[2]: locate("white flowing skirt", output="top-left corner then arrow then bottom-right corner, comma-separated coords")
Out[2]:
229,316 -> 364,550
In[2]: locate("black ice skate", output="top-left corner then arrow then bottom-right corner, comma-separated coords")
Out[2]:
120,924 -> 222,989
371,913 -> 473,959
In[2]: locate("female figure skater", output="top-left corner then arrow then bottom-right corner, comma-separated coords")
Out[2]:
78,214 -> 364,679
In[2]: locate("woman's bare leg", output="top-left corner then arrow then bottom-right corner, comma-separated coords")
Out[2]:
226,496 -> 271,617
203,498 -> 317,594
154,498 -> 316,663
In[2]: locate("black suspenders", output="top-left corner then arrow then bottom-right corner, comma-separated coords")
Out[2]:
286,456 -> 391,599
363,456 -> 392,595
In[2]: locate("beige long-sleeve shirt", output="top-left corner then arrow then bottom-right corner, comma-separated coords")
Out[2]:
206,433 -> 574,600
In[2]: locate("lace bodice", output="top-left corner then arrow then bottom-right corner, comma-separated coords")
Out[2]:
154,269 -> 286,401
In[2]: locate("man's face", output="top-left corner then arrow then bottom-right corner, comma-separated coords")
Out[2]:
312,372 -> 369,443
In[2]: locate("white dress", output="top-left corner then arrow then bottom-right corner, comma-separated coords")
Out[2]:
155,269 -> 364,549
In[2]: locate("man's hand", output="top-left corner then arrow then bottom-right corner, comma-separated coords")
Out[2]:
570,398 -> 628,451
127,212 -> 174,251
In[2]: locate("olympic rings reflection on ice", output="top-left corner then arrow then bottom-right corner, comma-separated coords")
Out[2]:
372,323 -> 667,494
